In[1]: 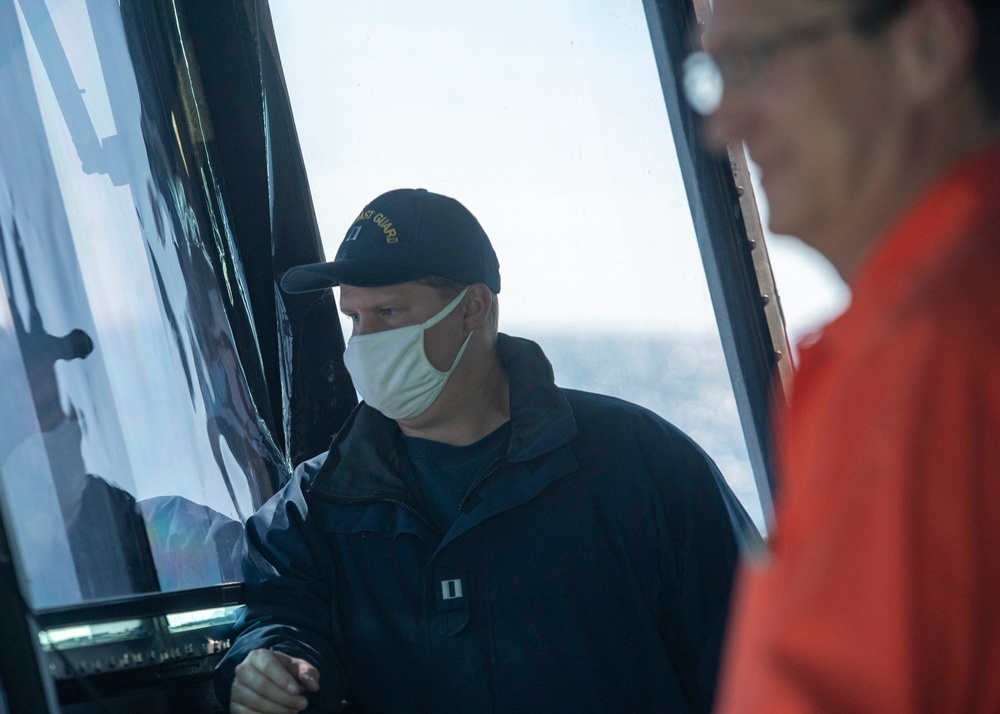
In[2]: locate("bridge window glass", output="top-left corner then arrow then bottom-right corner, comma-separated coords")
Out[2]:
0,0 -> 281,607
270,1 -> 767,528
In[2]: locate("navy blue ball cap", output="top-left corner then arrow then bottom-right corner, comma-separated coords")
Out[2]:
281,188 -> 501,294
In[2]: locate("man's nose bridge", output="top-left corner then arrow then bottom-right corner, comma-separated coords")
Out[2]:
707,69 -> 760,151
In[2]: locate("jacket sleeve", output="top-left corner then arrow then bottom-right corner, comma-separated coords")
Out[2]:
634,411 -> 751,713
214,459 -> 347,712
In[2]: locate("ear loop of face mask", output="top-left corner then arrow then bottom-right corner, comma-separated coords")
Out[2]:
347,286 -> 470,354
408,286 -> 474,376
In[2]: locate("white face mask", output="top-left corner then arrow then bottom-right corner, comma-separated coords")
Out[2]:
343,287 -> 472,420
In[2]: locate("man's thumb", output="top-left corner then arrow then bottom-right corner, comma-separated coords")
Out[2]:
296,660 -> 320,692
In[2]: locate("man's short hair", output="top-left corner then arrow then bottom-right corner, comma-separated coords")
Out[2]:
832,0 -> 999,120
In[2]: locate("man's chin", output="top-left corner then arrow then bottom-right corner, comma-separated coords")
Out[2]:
762,184 -> 817,243
766,209 -> 836,267
764,205 -> 802,242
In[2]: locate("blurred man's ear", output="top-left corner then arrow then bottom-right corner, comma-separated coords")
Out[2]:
894,0 -> 978,106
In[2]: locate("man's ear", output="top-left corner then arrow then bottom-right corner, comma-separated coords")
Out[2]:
462,283 -> 493,331
892,0 -> 977,106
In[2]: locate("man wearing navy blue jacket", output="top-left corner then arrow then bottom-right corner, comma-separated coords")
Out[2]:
217,188 -> 754,714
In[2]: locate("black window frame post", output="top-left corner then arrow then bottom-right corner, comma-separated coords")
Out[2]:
643,0 -> 786,519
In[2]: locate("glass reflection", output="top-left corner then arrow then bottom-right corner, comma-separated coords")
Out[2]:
0,0 -> 283,606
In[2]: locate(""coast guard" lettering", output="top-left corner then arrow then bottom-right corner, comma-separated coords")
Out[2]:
352,209 -> 399,243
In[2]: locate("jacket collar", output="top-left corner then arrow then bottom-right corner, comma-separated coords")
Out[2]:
309,333 -> 578,501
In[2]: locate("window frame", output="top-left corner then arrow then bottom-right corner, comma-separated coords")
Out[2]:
644,0 -> 788,518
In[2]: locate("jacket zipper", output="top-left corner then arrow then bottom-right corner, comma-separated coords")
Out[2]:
457,456 -> 508,515
456,428 -> 512,515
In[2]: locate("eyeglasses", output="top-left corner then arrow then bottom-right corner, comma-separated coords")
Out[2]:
683,16 -> 846,116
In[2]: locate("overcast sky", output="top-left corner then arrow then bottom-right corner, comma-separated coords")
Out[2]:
268,0 -> 848,341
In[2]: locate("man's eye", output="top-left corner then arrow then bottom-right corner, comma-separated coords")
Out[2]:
345,314 -> 359,323
380,308 -> 396,318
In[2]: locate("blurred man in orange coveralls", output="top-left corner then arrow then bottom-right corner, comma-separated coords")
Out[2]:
683,0 -> 1000,710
